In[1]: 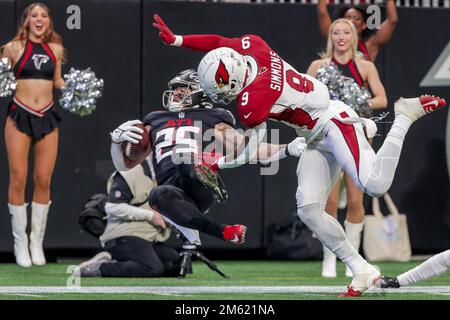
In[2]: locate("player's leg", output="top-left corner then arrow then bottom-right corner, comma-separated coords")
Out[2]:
321,173 -> 365,278
30,128 -> 58,266
381,250 -> 450,288
343,172 -> 365,277
296,147 -> 379,294
361,96 -> 446,194
326,96 -> 446,198
322,179 -> 340,278
5,117 -> 32,267
149,185 -> 246,243
297,146 -> 380,296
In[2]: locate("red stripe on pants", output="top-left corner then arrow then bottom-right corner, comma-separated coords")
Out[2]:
331,113 -> 360,174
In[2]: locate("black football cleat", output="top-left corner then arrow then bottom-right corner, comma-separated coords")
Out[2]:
379,276 -> 401,289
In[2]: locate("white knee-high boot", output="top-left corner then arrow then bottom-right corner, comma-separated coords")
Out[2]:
8,203 -> 32,268
29,201 -> 51,266
322,244 -> 337,278
344,220 -> 364,277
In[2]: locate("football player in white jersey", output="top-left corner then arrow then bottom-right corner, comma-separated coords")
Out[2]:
380,250 -> 450,288
153,15 -> 447,296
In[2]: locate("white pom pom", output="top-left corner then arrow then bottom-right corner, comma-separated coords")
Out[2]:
0,58 -> 17,98
59,67 -> 104,116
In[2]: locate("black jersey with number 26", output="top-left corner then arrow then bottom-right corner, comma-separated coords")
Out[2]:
143,108 -> 236,185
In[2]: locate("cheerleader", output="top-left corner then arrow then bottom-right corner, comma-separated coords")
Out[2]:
317,0 -> 398,62
1,2 -> 65,267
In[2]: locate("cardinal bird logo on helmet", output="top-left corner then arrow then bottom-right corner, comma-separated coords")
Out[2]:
215,60 -> 230,89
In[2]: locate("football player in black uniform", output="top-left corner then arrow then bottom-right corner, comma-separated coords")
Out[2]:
110,69 -> 306,244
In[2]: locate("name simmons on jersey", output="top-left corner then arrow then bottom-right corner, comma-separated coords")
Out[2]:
269,51 -> 283,92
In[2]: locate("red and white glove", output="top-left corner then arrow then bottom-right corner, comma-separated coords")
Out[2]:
152,14 -> 182,46
199,151 -> 222,172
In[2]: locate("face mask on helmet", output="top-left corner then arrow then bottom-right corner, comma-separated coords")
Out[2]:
198,47 -> 247,105
162,69 -> 209,111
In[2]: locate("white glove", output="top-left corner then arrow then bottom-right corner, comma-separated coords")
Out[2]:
286,137 -> 306,157
360,118 -> 378,139
110,120 -> 143,144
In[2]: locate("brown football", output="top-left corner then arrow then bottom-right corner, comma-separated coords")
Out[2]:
121,123 -> 150,161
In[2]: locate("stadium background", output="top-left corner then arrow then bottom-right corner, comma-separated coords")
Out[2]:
0,0 -> 449,259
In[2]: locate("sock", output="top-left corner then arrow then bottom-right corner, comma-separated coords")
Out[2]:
398,250 -> 450,286
385,115 -> 412,148
298,203 -> 368,275
334,240 -> 368,275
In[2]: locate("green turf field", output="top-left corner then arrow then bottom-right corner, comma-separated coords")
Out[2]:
0,260 -> 449,300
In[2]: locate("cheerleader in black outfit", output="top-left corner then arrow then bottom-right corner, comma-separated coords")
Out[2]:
317,0 -> 398,62
1,2 -> 66,267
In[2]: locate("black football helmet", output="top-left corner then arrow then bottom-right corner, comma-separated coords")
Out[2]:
162,69 -> 211,111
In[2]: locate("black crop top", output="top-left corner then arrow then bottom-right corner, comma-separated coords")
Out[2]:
13,40 -> 56,81
332,57 -> 366,88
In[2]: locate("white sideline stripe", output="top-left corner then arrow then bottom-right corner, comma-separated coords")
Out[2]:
2,293 -> 45,298
0,286 -> 450,295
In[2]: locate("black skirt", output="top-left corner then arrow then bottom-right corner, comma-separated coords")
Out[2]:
6,99 -> 62,139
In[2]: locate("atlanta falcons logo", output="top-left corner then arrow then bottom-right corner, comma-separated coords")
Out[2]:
215,60 -> 229,88
32,54 -> 49,70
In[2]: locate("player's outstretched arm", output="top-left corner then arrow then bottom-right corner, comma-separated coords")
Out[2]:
213,123 -> 305,168
210,122 -> 267,169
213,122 -> 303,168
152,14 -> 241,51
257,137 -> 306,165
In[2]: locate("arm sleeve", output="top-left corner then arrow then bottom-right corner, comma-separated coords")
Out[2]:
110,142 -> 129,172
104,202 -> 154,222
181,34 -> 242,52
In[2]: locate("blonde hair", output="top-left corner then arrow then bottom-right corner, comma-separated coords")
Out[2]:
2,2 -> 67,62
320,18 -> 358,60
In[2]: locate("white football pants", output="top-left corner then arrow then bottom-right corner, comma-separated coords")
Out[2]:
296,107 -> 406,268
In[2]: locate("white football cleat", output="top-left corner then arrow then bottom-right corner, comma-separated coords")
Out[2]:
339,263 -> 381,297
394,95 -> 446,122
